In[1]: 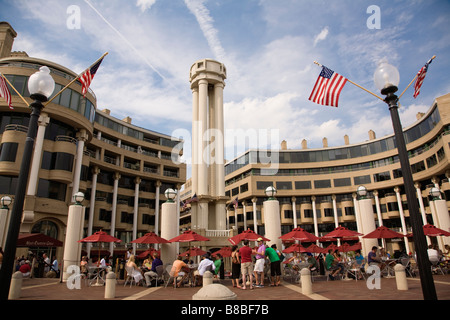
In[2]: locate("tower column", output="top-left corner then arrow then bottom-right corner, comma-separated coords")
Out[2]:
198,79 -> 208,196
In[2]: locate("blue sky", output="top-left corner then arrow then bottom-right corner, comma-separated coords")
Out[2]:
2,0 -> 450,175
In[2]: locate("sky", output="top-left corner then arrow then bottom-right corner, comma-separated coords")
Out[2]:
1,0 -> 450,179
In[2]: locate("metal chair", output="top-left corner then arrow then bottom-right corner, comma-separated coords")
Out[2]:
124,265 -> 144,287
149,265 -> 165,287
430,259 -> 445,275
164,264 -> 177,288
400,257 -> 416,277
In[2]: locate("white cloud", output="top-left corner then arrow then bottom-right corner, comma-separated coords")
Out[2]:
313,26 -> 329,47
136,0 -> 157,12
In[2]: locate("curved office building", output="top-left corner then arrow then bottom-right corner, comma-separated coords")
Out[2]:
222,93 -> 450,253
0,22 -> 186,260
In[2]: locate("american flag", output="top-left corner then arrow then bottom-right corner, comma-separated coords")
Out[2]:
79,57 -> 104,96
309,66 -> 347,107
0,75 -> 13,110
413,58 -> 433,98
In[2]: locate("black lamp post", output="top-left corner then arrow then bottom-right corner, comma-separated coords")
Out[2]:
374,62 -> 437,300
0,66 -> 55,300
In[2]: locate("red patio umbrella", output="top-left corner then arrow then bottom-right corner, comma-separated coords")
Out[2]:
348,242 -> 362,251
282,243 -> 308,254
422,224 -> 450,237
211,247 -> 233,258
322,226 -> 363,240
323,243 -> 338,253
338,242 -> 360,253
180,247 -> 207,257
130,232 -> 170,244
169,230 -> 210,254
305,243 -> 325,254
279,227 -> 319,242
362,226 -> 406,239
78,231 -> 122,267
136,248 -> 160,259
228,228 -> 270,245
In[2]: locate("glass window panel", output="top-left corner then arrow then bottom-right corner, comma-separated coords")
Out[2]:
60,89 -> 71,107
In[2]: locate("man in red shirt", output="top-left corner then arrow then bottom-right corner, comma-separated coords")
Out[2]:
19,260 -> 32,277
239,239 -> 253,290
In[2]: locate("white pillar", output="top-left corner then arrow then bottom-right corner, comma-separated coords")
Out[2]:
332,195 -> 338,228
214,83 -> 225,197
0,206 -> 9,248
72,129 -> 88,196
109,173 -> 120,255
215,201 -> 226,230
132,178 -> 141,254
160,200 -> 178,264
154,181 -> 161,235
312,196 -> 318,238
430,198 -> 450,250
415,183 -> 427,225
263,199 -> 282,250
292,197 -> 297,229
373,190 -> 386,248
198,79 -> 208,196
242,201 -> 247,230
63,204 -> 86,281
357,198 -> 378,257
394,187 -> 409,252
26,113 -> 49,196
252,197 -> 258,233
86,167 -> 99,258
234,204 -> 238,231
191,88 -> 199,197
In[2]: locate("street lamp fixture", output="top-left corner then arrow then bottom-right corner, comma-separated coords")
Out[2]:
73,192 -> 85,205
356,185 -> 368,199
1,196 -> 12,209
374,61 -> 437,300
164,188 -> 177,203
0,66 -> 55,300
265,186 -> 277,200
429,187 -> 441,200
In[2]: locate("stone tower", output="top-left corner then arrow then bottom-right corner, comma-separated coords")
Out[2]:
0,22 -> 17,59
189,59 -> 228,233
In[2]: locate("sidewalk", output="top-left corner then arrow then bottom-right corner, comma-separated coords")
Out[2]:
12,274 -> 450,301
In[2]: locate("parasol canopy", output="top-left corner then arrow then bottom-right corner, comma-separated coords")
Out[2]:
305,243 -> 325,254
228,228 -> 270,245
136,248 -> 160,259
338,242 -> 361,252
180,247 -> 207,257
130,232 -> 170,244
168,230 -> 210,243
362,226 -> 406,239
279,227 -> 319,242
282,243 -> 308,254
78,230 -> 122,243
422,224 -> 450,237
322,226 -> 363,240
211,247 -> 233,258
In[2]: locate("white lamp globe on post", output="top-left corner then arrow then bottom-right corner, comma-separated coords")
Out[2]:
73,192 -> 85,205
356,185 -> 368,199
265,186 -> 277,200
164,188 -> 177,203
429,187 -> 441,200
374,60 -> 437,300
1,196 -> 12,209
0,65 -> 55,300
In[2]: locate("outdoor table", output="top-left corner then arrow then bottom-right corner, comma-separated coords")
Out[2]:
185,264 -> 198,287
381,259 -> 398,278
88,266 -> 107,286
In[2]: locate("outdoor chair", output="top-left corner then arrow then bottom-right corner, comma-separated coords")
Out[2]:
164,264 -> 177,288
124,265 -> 143,287
149,265 -> 165,287
430,259 -> 446,275
400,257 -> 416,277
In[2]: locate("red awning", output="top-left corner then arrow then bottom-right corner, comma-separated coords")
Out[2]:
17,233 -> 63,247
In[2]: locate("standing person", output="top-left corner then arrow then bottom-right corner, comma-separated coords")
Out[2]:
42,253 -> 51,274
239,239 -> 254,290
213,253 -> 222,279
265,244 -> 281,286
231,245 -> 241,288
254,238 -> 266,288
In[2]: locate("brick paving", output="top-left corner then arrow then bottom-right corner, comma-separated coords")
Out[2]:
11,273 -> 450,301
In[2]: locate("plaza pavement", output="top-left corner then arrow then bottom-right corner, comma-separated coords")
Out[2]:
10,273 -> 450,301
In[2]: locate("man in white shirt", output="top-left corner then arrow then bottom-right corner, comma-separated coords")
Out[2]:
427,244 -> 440,262
194,252 -> 215,286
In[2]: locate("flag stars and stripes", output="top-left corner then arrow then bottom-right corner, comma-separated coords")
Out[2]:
309,66 -> 347,107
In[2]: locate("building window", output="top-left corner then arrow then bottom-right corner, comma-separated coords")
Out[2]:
354,175 -> 371,185
304,209 -> 313,218
295,181 -> 311,189
37,179 -> 67,201
0,142 -> 18,162
373,171 -> 391,182
41,151 -> 74,172
411,161 -> 425,174
31,220 -> 58,239
276,181 -> 292,190
393,169 -> 402,179
426,154 -> 437,168
314,179 -> 331,189
231,187 -> 239,196
323,208 -> 334,217
0,175 -> 18,194
256,181 -> 273,190
99,209 -> 112,222
284,210 -> 293,219
334,178 -> 351,187
240,183 -> 248,193
344,207 -> 355,216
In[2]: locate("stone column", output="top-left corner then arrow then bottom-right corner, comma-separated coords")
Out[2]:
332,195 -> 338,228
292,197 -> 297,228
154,180 -> 161,235
192,87 -> 199,197
214,83 -> 225,198
109,173 -> 120,255
72,129 -> 88,196
242,201 -> 247,230
357,197 -> 378,257
132,177 -> 141,254
394,186 -> 409,252
252,197 -> 258,233
414,182 -> 427,225
373,190 -> 386,248
160,200 -> 178,264
198,79 -> 208,196
312,196 -> 318,238
63,203 -> 86,282
87,166 -> 100,258
263,198 -> 282,250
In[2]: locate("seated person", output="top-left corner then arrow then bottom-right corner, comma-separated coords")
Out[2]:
427,244 -> 440,263
19,260 -> 32,278
80,256 -> 89,276
170,256 -> 189,288
213,254 -> 222,278
144,252 -> 163,287
368,246 -> 385,273
126,255 -> 144,285
325,249 -> 344,280
306,253 -> 318,272
194,252 -> 215,286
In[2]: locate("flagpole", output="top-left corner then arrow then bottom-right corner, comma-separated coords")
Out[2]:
397,55 -> 436,100
0,72 -> 29,105
313,61 -> 384,101
44,52 -> 108,107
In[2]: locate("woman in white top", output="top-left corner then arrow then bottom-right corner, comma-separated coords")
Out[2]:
126,255 -> 144,284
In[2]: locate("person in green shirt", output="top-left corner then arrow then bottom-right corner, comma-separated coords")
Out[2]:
325,249 -> 343,280
213,254 -> 222,278
265,244 -> 281,286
